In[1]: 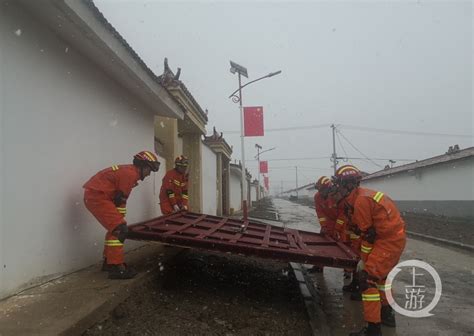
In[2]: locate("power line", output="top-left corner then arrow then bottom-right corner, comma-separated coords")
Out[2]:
335,129 -> 351,165
218,123 -> 472,137
340,124 -> 472,138
246,165 -> 330,170
221,123 -> 331,134
344,157 -> 415,162
337,130 -> 384,168
247,156 -> 331,162
247,156 -> 416,162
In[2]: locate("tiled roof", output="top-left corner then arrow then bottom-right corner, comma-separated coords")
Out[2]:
363,146 -> 474,181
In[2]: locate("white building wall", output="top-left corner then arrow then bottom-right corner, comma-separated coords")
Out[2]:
0,4 -> 164,298
201,143 -> 217,215
230,169 -> 242,214
251,184 -> 257,204
362,158 -> 473,200
361,157 -> 474,217
176,136 -> 184,155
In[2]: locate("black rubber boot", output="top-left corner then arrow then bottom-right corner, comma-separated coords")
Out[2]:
343,271 -> 359,292
381,305 -> 396,327
108,264 -> 138,280
101,259 -> 113,272
349,323 -> 382,336
343,280 -> 359,293
350,291 -> 362,301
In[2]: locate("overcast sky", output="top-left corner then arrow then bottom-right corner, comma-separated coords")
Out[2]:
96,0 -> 472,193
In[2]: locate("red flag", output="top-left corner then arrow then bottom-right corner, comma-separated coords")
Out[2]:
264,175 -> 269,190
244,106 -> 264,136
259,161 -> 268,174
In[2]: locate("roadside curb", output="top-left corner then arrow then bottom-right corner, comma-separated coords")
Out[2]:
289,262 -> 331,336
407,230 -> 474,252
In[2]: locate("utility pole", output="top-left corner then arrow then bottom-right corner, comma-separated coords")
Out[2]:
331,124 -> 338,175
295,166 -> 299,197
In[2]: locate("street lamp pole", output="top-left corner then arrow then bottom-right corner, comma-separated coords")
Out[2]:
255,145 -> 276,201
238,71 -> 248,217
255,144 -> 262,201
229,61 -> 281,217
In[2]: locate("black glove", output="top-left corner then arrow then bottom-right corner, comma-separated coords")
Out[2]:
113,191 -> 127,206
365,227 -> 376,244
353,226 -> 362,236
112,224 -> 129,243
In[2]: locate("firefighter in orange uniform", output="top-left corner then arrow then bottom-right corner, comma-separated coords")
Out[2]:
314,176 -> 338,238
333,165 -> 406,336
83,151 -> 160,279
310,176 -> 346,272
159,155 -> 189,214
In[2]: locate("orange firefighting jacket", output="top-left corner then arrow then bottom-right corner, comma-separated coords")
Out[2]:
314,192 -> 346,237
346,187 -> 405,240
83,164 -> 141,218
345,187 -> 406,278
159,169 -> 189,207
83,164 -> 140,201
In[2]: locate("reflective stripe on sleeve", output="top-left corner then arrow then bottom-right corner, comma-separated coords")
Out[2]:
373,192 -> 384,203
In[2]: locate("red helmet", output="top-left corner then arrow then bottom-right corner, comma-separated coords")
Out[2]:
315,176 -> 332,191
175,155 -> 189,167
334,165 -> 362,184
133,151 -> 160,172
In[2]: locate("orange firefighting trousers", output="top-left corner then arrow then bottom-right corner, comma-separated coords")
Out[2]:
84,189 -> 126,265
361,236 -> 406,323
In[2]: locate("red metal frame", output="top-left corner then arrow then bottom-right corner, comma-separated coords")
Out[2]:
128,212 -> 358,269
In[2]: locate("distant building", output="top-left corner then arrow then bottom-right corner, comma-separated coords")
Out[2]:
362,146 -> 474,218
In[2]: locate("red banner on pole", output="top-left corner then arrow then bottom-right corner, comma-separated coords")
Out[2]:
244,106 -> 264,136
264,175 -> 269,190
259,161 -> 268,174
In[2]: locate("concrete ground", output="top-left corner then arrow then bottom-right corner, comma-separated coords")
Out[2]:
0,244 -> 182,336
274,198 -> 474,336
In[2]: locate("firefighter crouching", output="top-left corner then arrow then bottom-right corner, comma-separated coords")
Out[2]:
314,176 -> 338,239
159,155 -> 189,214
332,165 -> 406,336
310,176 -> 348,272
83,151 -> 161,280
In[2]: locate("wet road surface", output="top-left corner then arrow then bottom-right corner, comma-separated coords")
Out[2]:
275,198 -> 474,336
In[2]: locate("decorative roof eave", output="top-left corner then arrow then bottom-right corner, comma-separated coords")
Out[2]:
229,163 -> 252,180
203,127 -> 233,159
158,59 -> 208,134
